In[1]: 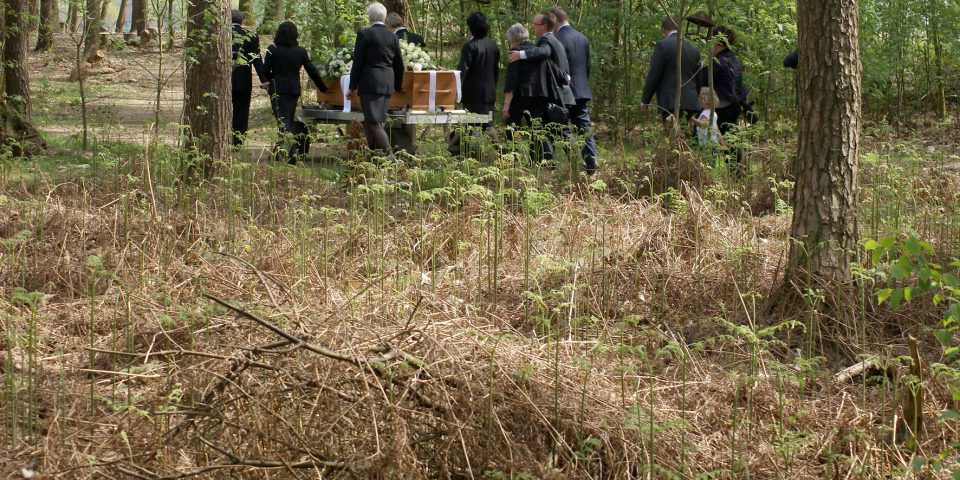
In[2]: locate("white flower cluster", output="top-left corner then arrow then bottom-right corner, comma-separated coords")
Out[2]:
399,39 -> 436,71
321,47 -> 352,79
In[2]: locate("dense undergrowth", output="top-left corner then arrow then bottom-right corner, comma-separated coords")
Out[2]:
1,112 -> 959,479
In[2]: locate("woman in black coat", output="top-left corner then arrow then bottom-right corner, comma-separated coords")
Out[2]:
262,21 -> 326,162
348,2 -> 405,157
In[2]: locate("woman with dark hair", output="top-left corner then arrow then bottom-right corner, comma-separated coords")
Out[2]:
699,25 -> 746,166
449,12 -> 500,155
262,21 -> 326,162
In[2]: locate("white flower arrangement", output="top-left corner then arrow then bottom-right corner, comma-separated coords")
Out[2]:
399,39 -> 436,71
321,47 -> 352,79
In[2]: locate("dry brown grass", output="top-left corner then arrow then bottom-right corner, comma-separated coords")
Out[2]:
0,150 -> 955,480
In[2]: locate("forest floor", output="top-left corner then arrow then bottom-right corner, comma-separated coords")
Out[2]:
2,35 -> 960,479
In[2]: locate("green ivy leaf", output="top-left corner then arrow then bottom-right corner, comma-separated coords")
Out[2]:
935,329 -> 954,347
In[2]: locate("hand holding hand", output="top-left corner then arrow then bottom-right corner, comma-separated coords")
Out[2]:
507,51 -> 521,63
501,105 -> 510,119
260,81 -> 270,90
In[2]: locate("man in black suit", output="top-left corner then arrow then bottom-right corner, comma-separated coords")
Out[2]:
640,16 -> 701,122
508,7 -> 596,173
349,2 -> 405,156
386,12 -> 425,47
231,9 -> 266,146
449,11 -> 499,156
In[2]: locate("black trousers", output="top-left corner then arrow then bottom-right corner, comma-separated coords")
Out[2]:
508,96 -> 557,163
564,99 -> 597,169
716,102 -> 744,167
270,93 -> 309,161
232,89 -> 252,146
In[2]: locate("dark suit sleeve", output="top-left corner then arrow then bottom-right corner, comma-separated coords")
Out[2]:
251,35 -> 266,83
392,40 -> 404,91
302,49 -> 326,92
522,41 -> 552,61
585,39 -> 591,79
457,42 -> 472,76
784,49 -> 799,69
262,44 -> 275,82
349,31 -> 366,91
641,42 -> 665,104
494,46 -> 500,88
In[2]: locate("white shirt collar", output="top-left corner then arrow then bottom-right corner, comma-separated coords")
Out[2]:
557,22 -> 571,30
372,21 -> 385,26
666,30 -> 678,37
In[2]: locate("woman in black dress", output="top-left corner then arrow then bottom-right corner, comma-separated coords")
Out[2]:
262,21 -> 326,162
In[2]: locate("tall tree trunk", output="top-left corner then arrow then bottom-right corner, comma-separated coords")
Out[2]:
384,0 -> 413,30
36,0 -> 57,50
238,0 -> 254,25
131,0 -> 145,34
99,0 -> 109,24
183,0 -> 231,175
165,0 -> 174,49
29,0 -> 39,31
83,0 -> 105,61
259,0 -> 282,33
3,0 -> 33,122
67,1 -> 79,32
115,0 -> 128,32
784,0 -> 862,286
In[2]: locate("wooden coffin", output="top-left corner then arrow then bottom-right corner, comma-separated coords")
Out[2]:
317,71 -> 457,111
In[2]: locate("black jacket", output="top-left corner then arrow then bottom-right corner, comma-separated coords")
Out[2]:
349,24 -> 405,95
263,43 -> 326,96
232,24 -> 266,92
504,41 -> 562,103
555,25 -> 591,100
699,48 -> 744,106
395,28 -> 425,47
641,32 -> 701,112
783,49 -> 798,69
457,36 -> 499,106
520,33 -> 575,106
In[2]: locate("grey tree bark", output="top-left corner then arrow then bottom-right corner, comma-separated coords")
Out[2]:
115,0 -> 128,32
183,0 -> 232,175
36,0 -> 57,50
3,0 -> 33,122
785,0 -> 862,286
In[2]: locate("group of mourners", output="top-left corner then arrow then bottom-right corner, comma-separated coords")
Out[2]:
230,2 -> 752,174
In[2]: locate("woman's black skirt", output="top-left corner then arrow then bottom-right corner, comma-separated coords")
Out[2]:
360,94 -> 390,123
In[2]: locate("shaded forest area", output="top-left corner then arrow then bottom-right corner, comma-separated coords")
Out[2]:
2,0 -> 960,478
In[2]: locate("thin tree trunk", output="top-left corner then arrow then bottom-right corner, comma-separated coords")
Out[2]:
29,0 -> 39,31
784,0 -> 862,286
259,0 -> 282,33
165,0 -> 174,49
238,0 -> 254,25
36,0 -> 57,50
4,0 -> 33,122
115,0 -> 128,32
183,0 -> 232,176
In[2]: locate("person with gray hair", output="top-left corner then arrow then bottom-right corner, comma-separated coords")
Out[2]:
502,22 -> 564,163
386,12 -> 425,47
230,9 -> 266,146
349,2 -> 405,156
367,2 -> 386,22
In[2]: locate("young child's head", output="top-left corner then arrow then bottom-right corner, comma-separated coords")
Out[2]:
699,87 -> 719,108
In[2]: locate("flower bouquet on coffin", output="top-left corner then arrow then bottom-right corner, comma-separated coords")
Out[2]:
399,39 -> 436,71
317,47 -> 358,106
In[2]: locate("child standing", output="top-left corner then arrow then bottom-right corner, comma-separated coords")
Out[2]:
690,87 -> 721,146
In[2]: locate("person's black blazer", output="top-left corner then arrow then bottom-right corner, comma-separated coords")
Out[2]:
457,36 -> 499,106
395,27 -> 425,47
263,43 -> 326,96
516,32 -> 575,106
232,23 -> 266,93
555,25 -> 591,101
783,49 -> 798,69
504,41 -> 562,102
640,33 -> 701,112
349,24 -> 405,95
